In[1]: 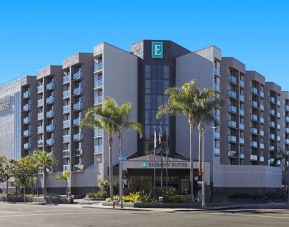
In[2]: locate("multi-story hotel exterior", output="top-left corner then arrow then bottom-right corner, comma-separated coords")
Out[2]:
0,40 -> 287,197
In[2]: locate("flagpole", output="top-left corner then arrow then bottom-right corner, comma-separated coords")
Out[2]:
153,129 -> 157,199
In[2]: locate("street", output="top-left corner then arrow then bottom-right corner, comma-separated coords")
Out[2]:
0,203 -> 289,227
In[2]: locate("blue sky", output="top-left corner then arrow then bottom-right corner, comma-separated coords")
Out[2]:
0,0 -> 288,89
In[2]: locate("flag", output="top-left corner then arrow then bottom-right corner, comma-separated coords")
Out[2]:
158,125 -> 163,145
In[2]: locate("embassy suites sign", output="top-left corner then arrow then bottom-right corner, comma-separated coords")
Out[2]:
0,96 -> 11,112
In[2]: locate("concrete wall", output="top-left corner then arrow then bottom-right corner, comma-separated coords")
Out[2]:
175,52 -> 214,163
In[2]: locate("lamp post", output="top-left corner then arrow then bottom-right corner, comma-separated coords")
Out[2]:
97,116 -> 123,208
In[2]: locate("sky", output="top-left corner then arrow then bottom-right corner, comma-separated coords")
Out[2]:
0,0 -> 288,89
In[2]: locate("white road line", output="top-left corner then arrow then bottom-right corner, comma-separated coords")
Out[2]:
205,212 -> 289,220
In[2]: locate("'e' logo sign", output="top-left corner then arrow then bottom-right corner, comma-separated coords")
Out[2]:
151,41 -> 163,59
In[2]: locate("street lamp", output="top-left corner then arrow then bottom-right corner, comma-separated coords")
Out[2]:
96,116 -> 124,208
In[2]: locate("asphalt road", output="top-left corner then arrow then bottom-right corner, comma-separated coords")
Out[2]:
0,203 -> 289,227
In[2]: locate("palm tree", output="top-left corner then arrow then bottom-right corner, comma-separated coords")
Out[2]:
80,97 -> 143,199
194,88 -> 221,208
33,150 -> 56,196
156,80 -> 200,202
56,171 -> 70,197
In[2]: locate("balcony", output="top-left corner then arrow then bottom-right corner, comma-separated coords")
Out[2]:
46,82 -> 56,90
46,138 -> 55,146
239,123 -> 245,131
286,116 -> 289,122
37,126 -> 44,134
260,156 -> 265,162
94,145 -> 103,153
94,79 -> 103,89
277,100 -> 281,106
63,105 -> 70,113
63,165 -> 70,171
72,71 -> 83,80
46,110 -> 55,118
228,105 -> 237,114
73,117 -> 81,126
73,102 -> 83,111
251,114 -> 258,122
228,150 -> 238,158
285,139 -> 289,144
37,99 -> 44,107
260,91 -> 265,97
260,104 -> 264,111
72,164 -> 84,171
228,91 -> 237,99
260,143 -> 264,149
214,67 -> 220,76
73,87 -> 83,96
285,128 -> 289,133
239,153 -> 245,159
46,96 -> 55,105
250,128 -> 258,135
94,96 -> 103,105
37,85 -> 44,94
277,112 -> 281,118
94,128 -> 103,137
228,135 -> 237,143
63,120 -> 70,128
214,131 -> 220,139
269,96 -> 276,103
251,87 -> 259,95
250,155 -> 258,161
23,130 -> 30,137
215,114 -> 221,123
277,124 -> 281,130
251,101 -> 258,108
37,140 -> 44,146
239,95 -> 245,102
269,109 -> 276,116
228,120 -> 237,128
260,130 -> 264,137
286,105 -> 289,111
74,149 -> 83,156
269,146 -> 275,151
63,135 -> 70,143
46,124 -> 55,132
63,75 -> 70,84
23,104 -> 31,112
239,138 -> 244,145
251,141 -> 258,148
63,150 -> 70,157
23,91 -> 31,99
94,62 -> 103,72
269,134 -> 275,140
23,143 -> 31,150
228,75 -> 237,84
260,117 -> 264,123
73,133 -> 84,141
23,117 -> 31,125
239,109 -> 245,116
269,121 -> 276,128
63,90 -> 70,99
239,80 -> 245,87
277,136 -> 280,141
214,83 -> 220,92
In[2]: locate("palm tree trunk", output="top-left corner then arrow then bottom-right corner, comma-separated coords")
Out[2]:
108,135 -> 113,199
6,180 -> 8,195
200,124 -> 206,208
189,123 -> 194,202
23,186 -> 26,202
43,171 -> 46,196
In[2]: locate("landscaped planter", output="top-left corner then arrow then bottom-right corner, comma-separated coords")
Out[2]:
102,201 -> 200,208
0,195 -> 73,204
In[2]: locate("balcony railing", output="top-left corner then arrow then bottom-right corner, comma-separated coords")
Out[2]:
228,75 -> 237,84
63,165 -> 70,171
46,96 -> 55,105
269,121 -> 276,128
260,156 -> 265,162
286,105 -> 289,111
269,96 -> 276,103
94,128 -> 103,137
94,79 -> 103,88
46,138 -> 55,146
37,140 -> 44,146
228,105 -> 237,113
63,150 -> 70,157
74,149 -> 83,156
46,110 -> 55,118
239,123 -> 245,131
239,153 -> 245,159
94,63 -> 103,72
73,102 -> 83,110
37,99 -> 44,107
63,135 -> 70,143
63,120 -> 70,129
251,87 -> 258,95
239,109 -> 245,116
260,91 -> 265,97
23,130 -> 31,137
285,128 -> 289,133
63,75 -> 70,84
251,114 -> 258,121
46,82 -> 56,90
73,133 -> 84,141
239,80 -> 245,87
260,117 -> 264,123
260,143 -> 264,149
251,101 -> 258,108
228,135 -> 237,143
228,91 -> 237,99
260,130 -> 265,137
23,91 -> 31,99
239,138 -> 244,145
214,67 -> 220,76
214,83 -> 220,92
46,124 -> 55,132
73,117 -> 82,126
269,146 -> 275,151
285,139 -> 289,144
228,150 -> 238,158
250,155 -> 258,161
94,145 -> 103,153
260,104 -> 264,111
63,90 -> 70,99
250,141 -> 258,148
214,131 -> 220,139
23,117 -> 31,125
228,120 -> 237,128
37,85 -> 44,93
94,96 -> 103,105
37,126 -> 44,134
269,109 -> 276,116
73,87 -> 84,96
213,148 -> 220,156
72,71 -> 83,80
239,95 -> 245,102
269,134 -> 275,140
63,105 -> 70,113
23,143 -> 31,150
250,128 -> 258,134
23,104 -> 31,112
286,116 -> 289,122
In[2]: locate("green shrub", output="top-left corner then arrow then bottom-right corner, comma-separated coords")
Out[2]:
164,195 -> 190,203
111,192 -> 152,203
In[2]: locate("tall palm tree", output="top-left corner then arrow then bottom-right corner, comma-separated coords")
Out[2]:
33,150 -> 56,196
156,80 -> 200,202
80,97 -> 143,199
56,171 -> 70,197
194,88 -> 221,207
